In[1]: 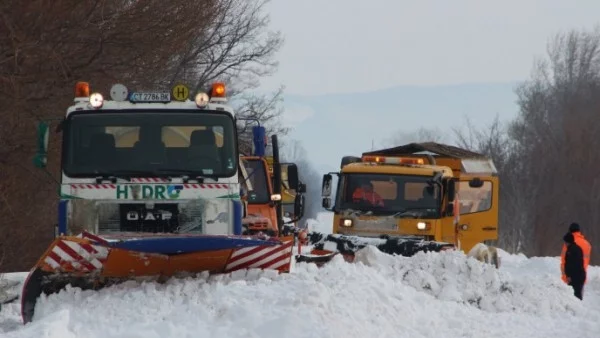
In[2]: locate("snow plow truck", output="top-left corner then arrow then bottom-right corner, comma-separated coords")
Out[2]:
278,161 -> 306,226
22,81 -> 304,324
297,143 -> 500,267
240,127 -> 306,237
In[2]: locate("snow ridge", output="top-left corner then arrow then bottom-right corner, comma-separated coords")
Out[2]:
353,245 -> 586,315
1,240 -> 599,338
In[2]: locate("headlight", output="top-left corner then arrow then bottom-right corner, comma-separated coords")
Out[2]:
341,219 -> 353,227
417,222 -> 431,230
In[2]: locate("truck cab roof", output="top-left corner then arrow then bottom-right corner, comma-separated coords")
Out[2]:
341,161 -> 455,178
341,142 -> 498,178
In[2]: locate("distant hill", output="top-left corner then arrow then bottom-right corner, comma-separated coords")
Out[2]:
282,82 -> 521,174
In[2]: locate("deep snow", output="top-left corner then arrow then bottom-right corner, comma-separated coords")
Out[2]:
1,212 -> 599,338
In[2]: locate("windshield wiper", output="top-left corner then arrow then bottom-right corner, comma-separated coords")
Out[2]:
341,209 -> 371,217
94,170 -> 169,183
94,173 -> 132,183
155,168 -> 216,183
392,208 -> 435,218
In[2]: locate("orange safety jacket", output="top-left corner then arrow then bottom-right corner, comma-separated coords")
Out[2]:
561,231 -> 591,283
352,188 -> 384,207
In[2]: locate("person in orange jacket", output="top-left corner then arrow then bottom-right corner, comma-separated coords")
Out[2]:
561,223 -> 591,285
562,232 -> 586,300
352,180 -> 384,207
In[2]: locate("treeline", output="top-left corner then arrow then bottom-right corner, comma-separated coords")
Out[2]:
258,26 -> 600,261
439,27 -> 600,264
0,0 -> 293,271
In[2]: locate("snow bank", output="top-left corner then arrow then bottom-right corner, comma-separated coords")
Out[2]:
2,247 -> 599,338
2,210 -> 599,338
1,272 -> 27,305
305,212 -> 333,234
354,246 -> 586,315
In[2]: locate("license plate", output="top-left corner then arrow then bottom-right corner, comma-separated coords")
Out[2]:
129,92 -> 171,103
354,219 -> 398,231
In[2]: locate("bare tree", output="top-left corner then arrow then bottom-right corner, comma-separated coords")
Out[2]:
452,115 -> 532,254
236,85 -> 290,154
164,0 -> 283,94
495,26 -> 600,261
0,0 -> 285,272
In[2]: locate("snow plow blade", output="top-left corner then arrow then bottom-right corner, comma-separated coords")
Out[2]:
295,231 -> 454,265
21,232 -> 294,324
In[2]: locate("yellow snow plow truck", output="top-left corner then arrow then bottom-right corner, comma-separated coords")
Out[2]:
269,159 -> 305,225
298,142 -> 500,267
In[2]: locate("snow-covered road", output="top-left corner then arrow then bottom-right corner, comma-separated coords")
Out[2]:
1,212 -> 599,338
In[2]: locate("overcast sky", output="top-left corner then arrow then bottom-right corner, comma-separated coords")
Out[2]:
259,0 -> 600,96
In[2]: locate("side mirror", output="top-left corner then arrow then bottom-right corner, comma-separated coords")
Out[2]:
55,119 -> 65,133
447,179 -> 456,202
295,194 -> 305,219
469,178 -> 484,188
322,197 -> 331,209
33,121 -> 50,168
251,125 -> 266,157
297,182 -> 306,194
287,164 -> 299,190
445,203 -> 454,216
322,174 -> 333,197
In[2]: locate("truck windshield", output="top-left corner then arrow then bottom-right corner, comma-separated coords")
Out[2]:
241,158 -> 270,203
336,173 -> 441,217
63,110 -> 238,178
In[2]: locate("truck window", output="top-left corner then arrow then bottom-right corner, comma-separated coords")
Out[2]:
241,159 -> 270,204
64,110 -> 237,178
371,180 -> 397,200
405,182 -> 428,201
338,174 -> 440,217
457,181 -> 492,214
106,126 -> 226,148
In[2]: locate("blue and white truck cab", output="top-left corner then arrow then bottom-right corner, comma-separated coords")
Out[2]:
34,81 -> 246,237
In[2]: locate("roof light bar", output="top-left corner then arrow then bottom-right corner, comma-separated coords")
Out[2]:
361,155 -> 425,165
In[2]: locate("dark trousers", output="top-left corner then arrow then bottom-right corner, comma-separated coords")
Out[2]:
569,281 -> 584,300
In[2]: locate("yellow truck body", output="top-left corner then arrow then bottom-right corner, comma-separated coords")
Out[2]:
266,157 -> 303,223
322,142 -> 498,254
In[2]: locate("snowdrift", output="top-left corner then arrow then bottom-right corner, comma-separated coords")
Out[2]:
1,239 -> 599,338
355,246 -> 585,315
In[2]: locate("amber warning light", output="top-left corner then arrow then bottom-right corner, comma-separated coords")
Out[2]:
209,82 -> 227,102
361,156 -> 425,165
75,82 -> 90,97
211,83 -> 225,96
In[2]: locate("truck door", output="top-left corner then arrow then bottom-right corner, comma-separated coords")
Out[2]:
454,177 -> 498,253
